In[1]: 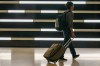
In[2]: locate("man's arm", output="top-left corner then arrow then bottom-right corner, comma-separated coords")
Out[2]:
67,12 -> 76,38
70,28 -> 76,38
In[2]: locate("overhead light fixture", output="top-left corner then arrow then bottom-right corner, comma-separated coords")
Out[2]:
0,19 -> 100,23
72,38 -> 100,41
34,38 -> 64,41
41,10 -> 58,13
8,10 -> 25,13
0,37 -> 11,40
0,37 -> 100,41
84,20 -> 100,23
19,1 -> 86,4
0,19 -> 33,22
34,38 -> 100,41
41,28 -> 57,31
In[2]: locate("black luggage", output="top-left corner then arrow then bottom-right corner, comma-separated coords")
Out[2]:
55,11 -> 70,31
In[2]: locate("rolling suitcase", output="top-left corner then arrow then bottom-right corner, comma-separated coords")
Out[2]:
43,38 -> 72,63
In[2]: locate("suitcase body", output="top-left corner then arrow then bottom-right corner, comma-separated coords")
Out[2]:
43,39 -> 72,63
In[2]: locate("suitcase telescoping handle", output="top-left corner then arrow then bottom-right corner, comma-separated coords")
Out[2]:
64,38 -> 74,49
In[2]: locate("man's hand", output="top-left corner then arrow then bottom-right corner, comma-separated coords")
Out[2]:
71,33 -> 76,38
70,28 -> 76,38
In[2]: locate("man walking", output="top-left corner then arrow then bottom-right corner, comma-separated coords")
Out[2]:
60,1 -> 79,61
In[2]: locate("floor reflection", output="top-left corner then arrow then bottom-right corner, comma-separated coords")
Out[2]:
46,60 -> 80,66
0,48 -> 100,66
46,63 -> 57,66
71,60 -> 80,66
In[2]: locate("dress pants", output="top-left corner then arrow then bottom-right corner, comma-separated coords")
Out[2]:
60,29 -> 76,58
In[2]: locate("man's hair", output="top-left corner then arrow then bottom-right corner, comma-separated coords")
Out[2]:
65,1 -> 73,9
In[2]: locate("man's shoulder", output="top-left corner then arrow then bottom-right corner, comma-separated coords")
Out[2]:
66,11 -> 73,17
67,11 -> 73,15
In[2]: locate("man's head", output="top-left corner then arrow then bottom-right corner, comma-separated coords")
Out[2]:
65,1 -> 74,11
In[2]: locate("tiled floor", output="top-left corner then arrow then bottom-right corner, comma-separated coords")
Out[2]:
0,48 -> 100,66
